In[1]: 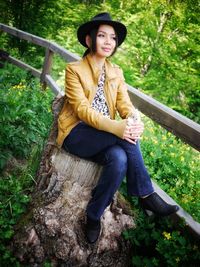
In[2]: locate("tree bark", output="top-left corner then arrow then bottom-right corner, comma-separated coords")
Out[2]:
12,94 -> 135,267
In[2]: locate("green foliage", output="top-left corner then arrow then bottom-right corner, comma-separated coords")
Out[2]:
44,261 -> 52,267
0,63 -> 54,172
1,0 -> 199,122
120,113 -> 200,266
113,0 -> 200,123
122,197 -> 200,267
0,64 -> 54,266
0,146 -> 42,267
0,1 -> 199,265
140,115 -> 200,222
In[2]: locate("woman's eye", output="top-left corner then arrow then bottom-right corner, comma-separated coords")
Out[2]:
98,34 -> 104,37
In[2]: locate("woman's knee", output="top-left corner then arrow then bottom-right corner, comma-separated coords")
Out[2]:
105,145 -> 127,172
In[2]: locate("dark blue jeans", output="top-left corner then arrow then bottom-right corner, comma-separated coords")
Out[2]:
63,122 -> 154,221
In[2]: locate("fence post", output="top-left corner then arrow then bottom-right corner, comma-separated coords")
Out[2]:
40,48 -> 54,89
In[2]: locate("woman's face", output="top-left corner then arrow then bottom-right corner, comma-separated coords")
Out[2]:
95,24 -> 117,58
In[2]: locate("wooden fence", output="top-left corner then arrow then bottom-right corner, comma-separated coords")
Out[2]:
0,23 -> 200,238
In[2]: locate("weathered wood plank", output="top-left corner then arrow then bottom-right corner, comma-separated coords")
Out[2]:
0,24 -> 50,48
49,42 -> 80,62
40,48 -> 54,89
7,56 -> 41,78
128,85 -> 200,151
0,23 -> 79,62
45,74 -> 64,95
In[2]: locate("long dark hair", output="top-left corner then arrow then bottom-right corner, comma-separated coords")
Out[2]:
83,25 -> 118,57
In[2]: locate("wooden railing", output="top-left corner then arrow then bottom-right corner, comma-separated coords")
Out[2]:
1,23 -> 200,237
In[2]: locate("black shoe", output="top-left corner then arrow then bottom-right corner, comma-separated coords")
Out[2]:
85,217 -> 101,244
139,192 -> 179,216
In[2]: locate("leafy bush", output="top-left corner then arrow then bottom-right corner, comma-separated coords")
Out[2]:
0,64 -> 54,266
123,198 -> 200,267
0,147 -> 40,266
120,113 -> 200,267
0,2 -> 199,264
140,115 -> 200,222
0,63 -> 54,172
2,0 -> 199,123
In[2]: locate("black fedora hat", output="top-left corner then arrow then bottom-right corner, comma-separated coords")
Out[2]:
77,12 -> 127,48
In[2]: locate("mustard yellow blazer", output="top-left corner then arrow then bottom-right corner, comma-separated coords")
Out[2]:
57,54 -> 134,146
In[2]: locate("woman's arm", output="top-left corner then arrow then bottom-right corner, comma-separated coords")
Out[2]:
115,67 -> 144,143
116,67 -> 135,119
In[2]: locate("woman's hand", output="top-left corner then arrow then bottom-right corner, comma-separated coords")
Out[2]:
123,121 -> 144,144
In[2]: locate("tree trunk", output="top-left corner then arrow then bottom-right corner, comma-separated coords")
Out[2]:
12,94 -> 135,267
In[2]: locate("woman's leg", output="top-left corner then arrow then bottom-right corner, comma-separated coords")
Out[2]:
63,122 -> 118,158
117,140 -> 154,197
63,123 -> 128,243
63,122 -> 154,199
63,123 -> 128,220
63,122 -> 178,219
116,137 -> 179,216
86,145 -> 127,221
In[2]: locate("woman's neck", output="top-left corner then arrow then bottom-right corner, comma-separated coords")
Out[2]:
91,54 -> 106,70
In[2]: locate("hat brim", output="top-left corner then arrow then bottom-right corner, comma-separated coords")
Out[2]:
77,20 -> 127,48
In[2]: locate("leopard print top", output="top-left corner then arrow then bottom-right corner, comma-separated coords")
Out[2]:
91,66 -> 110,118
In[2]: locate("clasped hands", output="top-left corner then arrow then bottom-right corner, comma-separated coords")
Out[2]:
123,118 -> 144,145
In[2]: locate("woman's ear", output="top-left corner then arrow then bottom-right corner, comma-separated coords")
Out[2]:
85,35 -> 91,48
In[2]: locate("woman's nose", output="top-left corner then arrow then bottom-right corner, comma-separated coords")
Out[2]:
105,37 -> 111,44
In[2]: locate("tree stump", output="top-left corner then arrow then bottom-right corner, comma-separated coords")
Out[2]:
12,94 -> 135,267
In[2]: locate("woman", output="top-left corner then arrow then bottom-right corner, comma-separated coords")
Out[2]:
57,12 -> 179,244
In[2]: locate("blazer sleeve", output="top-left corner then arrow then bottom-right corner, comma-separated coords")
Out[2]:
65,64 -> 127,138
116,67 -> 135,119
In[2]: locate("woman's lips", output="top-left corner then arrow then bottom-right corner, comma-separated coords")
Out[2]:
102,48 -> 111,52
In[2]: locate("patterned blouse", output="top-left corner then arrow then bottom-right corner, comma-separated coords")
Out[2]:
91,66 -> 110,118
